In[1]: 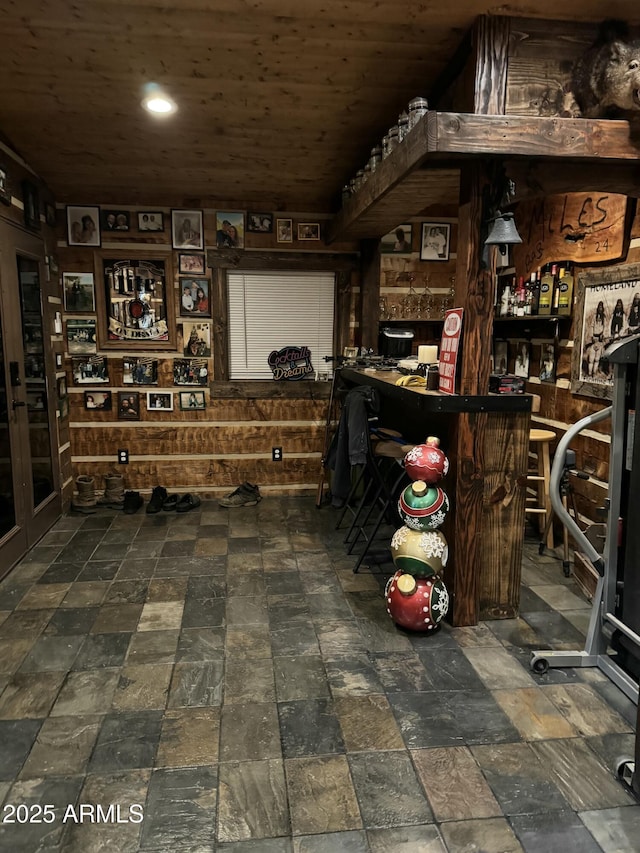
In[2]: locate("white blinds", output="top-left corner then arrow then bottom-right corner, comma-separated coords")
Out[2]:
227,270 -> 335,379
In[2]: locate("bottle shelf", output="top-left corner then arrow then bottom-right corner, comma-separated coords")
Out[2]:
494,314 -> 571,322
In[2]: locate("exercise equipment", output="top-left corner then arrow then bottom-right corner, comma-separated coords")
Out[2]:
538,447 -> 588,577
530,334 -> 640,800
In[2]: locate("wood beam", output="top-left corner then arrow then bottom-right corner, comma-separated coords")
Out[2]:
473,15 -> 510,115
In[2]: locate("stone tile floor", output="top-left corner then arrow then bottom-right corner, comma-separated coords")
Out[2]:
0,497 -> 638,852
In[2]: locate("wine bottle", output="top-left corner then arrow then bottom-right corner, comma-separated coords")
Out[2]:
538,264 -> 554,315
557,262 -> 574,316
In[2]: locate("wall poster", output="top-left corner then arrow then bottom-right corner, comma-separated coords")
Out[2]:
572,262 -> 640,400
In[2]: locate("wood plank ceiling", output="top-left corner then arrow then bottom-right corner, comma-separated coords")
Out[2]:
0,0 -> 637,212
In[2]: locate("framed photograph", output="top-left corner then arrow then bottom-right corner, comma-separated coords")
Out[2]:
58,396 -> 69,419
215,211 -> 244,249
99,257 -> 175,349
117,391 -> 140,420
380,224 -> 412,255
27,390 -> 46,411
297,222 -> 320,241
179,277 -> 210,317
63,272 -> 95,312
572,262 -> 640,399
102,209 -> 130,232
420,223 -> 451,261
514,341 -> 530,379
71,355 -> 108,384
539,342 -> 557,383
171,209 -> 204,250
138,211 -> 164,232
57,376 -> 67,398
247,212 -> 273,233
66,319 -> 97,354
183,321 -> 211,357
173,358 -> 209,386
494,340 -> 508,375
276,218 -> 293,243
178,253 -> 206,275
84,390 -> 112,410
179,390 -> 206,410
55,353 -> 63,369
45,202 -> 57,227
0,165 -> 11,205
146,391 -> 173,412
22,180 -> 40,230
66,205 -> 101,247
123,357 -> 158,385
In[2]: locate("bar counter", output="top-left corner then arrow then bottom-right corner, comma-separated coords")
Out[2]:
340,367 -> 532,626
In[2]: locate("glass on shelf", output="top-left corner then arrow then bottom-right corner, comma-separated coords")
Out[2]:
378,296 -> 388,320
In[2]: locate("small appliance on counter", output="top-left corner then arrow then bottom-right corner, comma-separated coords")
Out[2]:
489,373 -> 526,394
378,327 -> 414,358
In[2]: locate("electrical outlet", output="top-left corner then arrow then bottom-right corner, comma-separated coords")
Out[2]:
272,447 -> 282,462
118,449 -> 129,464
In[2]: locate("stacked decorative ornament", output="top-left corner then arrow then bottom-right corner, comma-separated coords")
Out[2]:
386,436 -> 451,632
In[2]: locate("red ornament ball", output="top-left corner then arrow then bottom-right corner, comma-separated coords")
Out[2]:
403,436 -> 449,483
385,570 -> 450,632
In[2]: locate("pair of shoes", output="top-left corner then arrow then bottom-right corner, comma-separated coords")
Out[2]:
218,482 -> 261,508
146,485 -> 168,514
163,495 -> 179,511
176,493 -> 201,513
123,491 -> 144,514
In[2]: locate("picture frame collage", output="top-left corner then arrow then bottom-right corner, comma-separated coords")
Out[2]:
59,203 -> 325,423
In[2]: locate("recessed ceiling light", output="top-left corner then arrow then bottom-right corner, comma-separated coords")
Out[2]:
141,84 -> 177,116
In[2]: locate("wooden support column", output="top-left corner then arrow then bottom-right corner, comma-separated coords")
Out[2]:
359,238 -> 381,351
448,162 -> 492,625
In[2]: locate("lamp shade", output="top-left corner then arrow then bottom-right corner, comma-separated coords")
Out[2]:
485,212 -> 522,246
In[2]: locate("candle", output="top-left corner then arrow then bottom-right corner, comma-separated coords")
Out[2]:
418,345 -> 438,364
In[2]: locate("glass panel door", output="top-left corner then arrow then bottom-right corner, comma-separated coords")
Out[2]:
0,299 -> 17,539
18,256 -> 55,509
0,220 -> 60,577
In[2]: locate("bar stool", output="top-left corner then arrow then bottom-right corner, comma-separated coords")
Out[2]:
339,427 -> 413,573
526,427 -> 556,550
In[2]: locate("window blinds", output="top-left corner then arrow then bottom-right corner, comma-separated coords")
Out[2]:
227,270 -> 335,379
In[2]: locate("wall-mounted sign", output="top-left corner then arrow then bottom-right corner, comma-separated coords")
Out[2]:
512,193 -> 627,276
268,346 -> 314,380
438,308 -> 464,395
98,257 -> 175,350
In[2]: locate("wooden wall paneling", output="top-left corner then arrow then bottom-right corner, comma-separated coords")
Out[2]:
505,18 -> 594,117
69,423 -> 325,457
473,15 -> 510,116
73,458 -> 321,492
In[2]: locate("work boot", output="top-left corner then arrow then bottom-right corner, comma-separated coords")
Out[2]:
71,475 -> 97,514
218,482 -> 261,507
97,472 -> 125,510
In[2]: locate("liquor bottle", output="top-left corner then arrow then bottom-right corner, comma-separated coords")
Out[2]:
557,261 -> 574,316
552,265 -> 563,313
516,277 -> 527,316
499,279 -> 513,317
529,271 -> 540,315
538,263 -> 555,315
